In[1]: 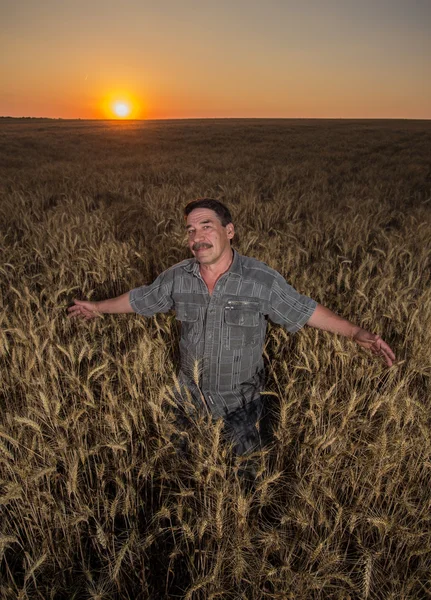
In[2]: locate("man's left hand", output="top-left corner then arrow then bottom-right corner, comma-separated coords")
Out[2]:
352,328 -> 396,367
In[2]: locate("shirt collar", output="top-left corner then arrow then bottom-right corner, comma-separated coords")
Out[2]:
182,248 -> 243,277
229,248 -> 243,276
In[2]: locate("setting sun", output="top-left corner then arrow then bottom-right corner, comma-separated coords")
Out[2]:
100,91 -> 141,119
113,102 -> 131,118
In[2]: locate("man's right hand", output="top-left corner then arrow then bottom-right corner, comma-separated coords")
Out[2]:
67,299 -> 101,320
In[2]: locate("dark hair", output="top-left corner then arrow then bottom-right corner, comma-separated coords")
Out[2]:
184,198 -> 233,227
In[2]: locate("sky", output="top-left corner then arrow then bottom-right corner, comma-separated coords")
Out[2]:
1,0 -> 430,119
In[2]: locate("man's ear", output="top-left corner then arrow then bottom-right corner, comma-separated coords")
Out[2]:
227,223 -> 235,239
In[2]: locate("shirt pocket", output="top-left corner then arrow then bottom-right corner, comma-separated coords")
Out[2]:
175,302 -> 202,344
223,300 -> 261,349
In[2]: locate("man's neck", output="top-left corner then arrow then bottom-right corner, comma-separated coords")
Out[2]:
199,248 -> 234,280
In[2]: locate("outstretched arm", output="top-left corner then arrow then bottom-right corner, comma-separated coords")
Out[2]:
67,267 -> 175,320
306,304 -> 396,367
67,292 -> 134,320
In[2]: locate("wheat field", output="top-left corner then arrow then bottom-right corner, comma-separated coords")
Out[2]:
1,118 -> 430,599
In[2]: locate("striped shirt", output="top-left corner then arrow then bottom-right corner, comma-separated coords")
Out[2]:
129,249 -> 317,417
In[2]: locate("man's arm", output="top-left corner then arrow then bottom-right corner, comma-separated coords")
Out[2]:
306,303 -> 396,367
67,293 -> 134,320
67,267 -> 175,320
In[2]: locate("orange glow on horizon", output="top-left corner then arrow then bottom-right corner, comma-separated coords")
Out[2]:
100,91 -> 142,119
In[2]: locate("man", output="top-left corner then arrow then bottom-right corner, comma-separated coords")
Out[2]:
68,199 -> 395,457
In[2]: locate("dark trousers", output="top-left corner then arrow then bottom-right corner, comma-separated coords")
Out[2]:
172,394 -> 274,458
222,394 -> 273,456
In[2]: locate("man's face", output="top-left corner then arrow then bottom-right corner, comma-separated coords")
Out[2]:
186,208 -> 234,265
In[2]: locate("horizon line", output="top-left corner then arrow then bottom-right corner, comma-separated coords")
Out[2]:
1,116 -> 430,122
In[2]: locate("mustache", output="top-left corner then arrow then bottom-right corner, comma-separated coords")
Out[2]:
192,242 -> 213,251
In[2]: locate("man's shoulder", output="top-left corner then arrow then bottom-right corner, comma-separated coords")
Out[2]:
237,253 -> 282,286
161,257 -> 196,276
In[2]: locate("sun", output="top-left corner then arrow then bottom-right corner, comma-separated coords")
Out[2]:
113,101 -> 131,118
100,91 -> 142,119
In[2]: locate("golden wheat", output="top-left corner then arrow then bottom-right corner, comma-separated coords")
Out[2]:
0,118 -> 430,599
